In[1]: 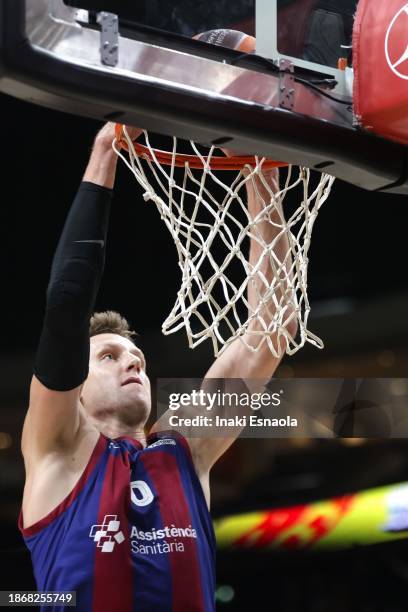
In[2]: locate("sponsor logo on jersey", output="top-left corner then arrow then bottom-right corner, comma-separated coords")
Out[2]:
89,514 -> 125,553
89,515 -> 197,555
130,524 -> 197,555
131,525 -> 197,540
130,480 -> 155,507
146,439 -> 176,449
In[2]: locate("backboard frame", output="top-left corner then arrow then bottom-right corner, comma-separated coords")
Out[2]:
256,0 -> 351,98
0,0 -> 407,194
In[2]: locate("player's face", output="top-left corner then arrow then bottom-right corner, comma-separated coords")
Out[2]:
81,334 -> 151,426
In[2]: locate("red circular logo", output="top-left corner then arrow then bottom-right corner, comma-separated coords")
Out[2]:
385,3 -> 408,79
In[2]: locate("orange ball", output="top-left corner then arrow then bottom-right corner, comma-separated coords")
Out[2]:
194,29 -> 256,53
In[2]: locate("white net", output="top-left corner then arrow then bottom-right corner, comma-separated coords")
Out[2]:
114,128 -> 335,357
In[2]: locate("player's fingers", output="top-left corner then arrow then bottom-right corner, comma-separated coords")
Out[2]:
122,124 -> 144,141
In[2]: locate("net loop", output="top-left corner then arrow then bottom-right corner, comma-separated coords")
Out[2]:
114,124 -> 335,357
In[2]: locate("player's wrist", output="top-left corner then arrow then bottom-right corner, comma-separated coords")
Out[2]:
92,122 -> 117,148
84,144 -> 118,188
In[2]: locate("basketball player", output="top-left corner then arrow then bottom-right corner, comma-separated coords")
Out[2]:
18,44 -> 295,612
18,120 -> 293,610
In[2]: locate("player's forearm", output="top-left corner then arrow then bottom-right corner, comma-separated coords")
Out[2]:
35,143 -> 114,391
83,131 -> 118,189
244,169 -> 297,351
245,170 -> 287,313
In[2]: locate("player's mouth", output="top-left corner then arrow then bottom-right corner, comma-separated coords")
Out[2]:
121,377 -> 142,386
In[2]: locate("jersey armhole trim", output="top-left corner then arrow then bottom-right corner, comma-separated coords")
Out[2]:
18,433 -> 106,538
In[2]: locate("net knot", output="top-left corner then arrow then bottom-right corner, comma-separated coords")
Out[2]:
143,190 -> 153,202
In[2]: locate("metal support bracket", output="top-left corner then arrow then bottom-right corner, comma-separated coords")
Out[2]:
98,12 -> 119,67
74,9 -> 90,25
278,59 -> 295,110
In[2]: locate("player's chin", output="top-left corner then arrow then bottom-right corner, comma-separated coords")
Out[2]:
123,384 -> 151,407
121,382 -> 147,395
134,399 -> 151,426
120,392 -> 150,421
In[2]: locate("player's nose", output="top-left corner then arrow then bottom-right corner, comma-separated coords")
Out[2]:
126,355 -> 141,372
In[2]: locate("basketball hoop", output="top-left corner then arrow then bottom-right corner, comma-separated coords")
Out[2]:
115,125 -> 287,171
114,124 -> 335,357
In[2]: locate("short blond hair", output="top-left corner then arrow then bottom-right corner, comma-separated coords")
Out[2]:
89,311 -> 137,342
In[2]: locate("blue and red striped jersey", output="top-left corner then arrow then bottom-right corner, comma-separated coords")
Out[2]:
19,431 -> 216,612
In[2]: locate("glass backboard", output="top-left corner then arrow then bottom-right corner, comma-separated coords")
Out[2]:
66,0 -> 357,84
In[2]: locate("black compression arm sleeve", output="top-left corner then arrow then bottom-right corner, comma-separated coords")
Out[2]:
34,182 -> 112,391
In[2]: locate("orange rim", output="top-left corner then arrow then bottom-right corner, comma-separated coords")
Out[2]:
115,124 -> 288,171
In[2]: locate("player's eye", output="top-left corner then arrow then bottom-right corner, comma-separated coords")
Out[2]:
102,353 -> 114,361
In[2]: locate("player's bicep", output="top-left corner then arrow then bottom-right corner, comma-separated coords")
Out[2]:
22,375 -> 82,459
